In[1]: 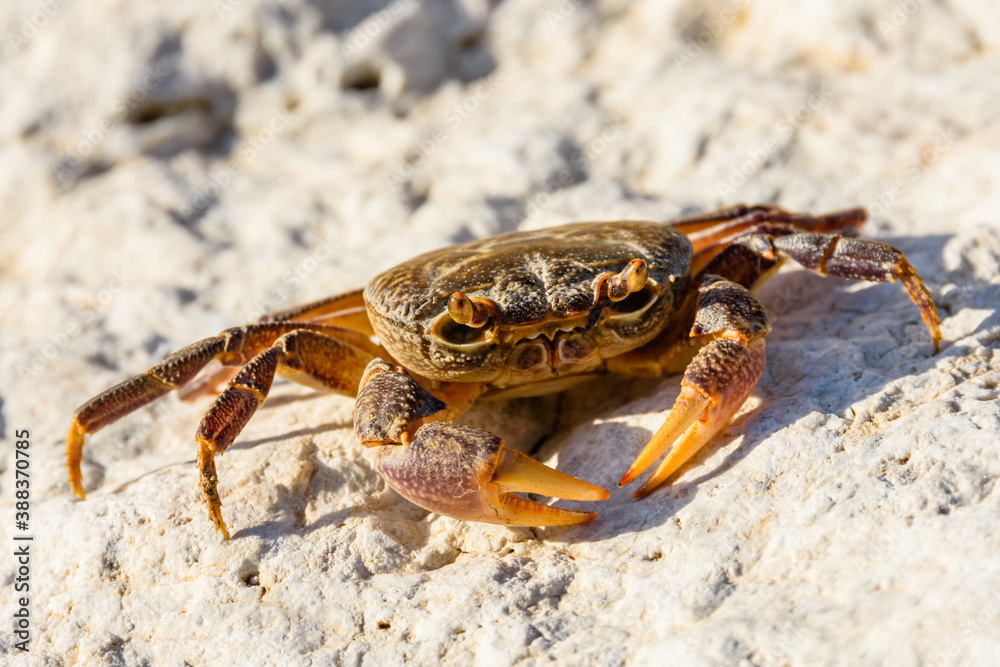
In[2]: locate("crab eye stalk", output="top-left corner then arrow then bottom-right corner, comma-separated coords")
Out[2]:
448,292 -> 493,327
434,294 -> 498,348
607,259 -> 649,302
593,258 -> 661,320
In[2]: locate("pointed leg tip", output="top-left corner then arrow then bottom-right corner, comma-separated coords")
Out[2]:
66,421 -> 87,500
67,464 -> 87,500
208,507 -> 230,540
66,468 -> 87,500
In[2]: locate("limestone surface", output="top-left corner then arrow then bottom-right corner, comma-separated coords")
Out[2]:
1,1 -> 999,665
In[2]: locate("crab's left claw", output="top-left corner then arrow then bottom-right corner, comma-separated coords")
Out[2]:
355,359 -> 608,526
619,280 -> 770,497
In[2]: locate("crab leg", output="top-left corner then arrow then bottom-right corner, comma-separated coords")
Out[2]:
674,205 -> 866,265
619,212 -> 942,497
196,329 -> 377,538
356,359 -> 608,526
67,322 -> 304,498
66,320 -> 379,503
177,291 -> 374,401
258,288 -> 375,334
619,280 -> 770,496
701,230 -> 942,351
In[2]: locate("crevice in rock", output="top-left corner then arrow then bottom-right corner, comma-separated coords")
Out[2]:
341,62 -> 382,91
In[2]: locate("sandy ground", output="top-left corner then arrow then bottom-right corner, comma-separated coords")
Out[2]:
1,1 -> 999,665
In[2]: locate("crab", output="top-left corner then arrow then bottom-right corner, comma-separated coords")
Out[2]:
66,204 -> 942,539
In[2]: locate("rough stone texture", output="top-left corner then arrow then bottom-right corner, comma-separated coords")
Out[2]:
1,1 -> 999,665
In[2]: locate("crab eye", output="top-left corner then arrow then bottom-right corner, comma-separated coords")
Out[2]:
608,281 -> 660,319
432,313 -> 492,347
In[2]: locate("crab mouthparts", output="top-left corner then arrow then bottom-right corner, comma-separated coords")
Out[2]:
515,315 -> 591,343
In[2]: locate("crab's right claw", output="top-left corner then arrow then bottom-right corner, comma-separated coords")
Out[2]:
374,422 -> 608,526
355,358 -> 608,526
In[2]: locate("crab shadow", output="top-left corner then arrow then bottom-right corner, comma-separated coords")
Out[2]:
230,502 -> 381,543
228,419 -> 345,451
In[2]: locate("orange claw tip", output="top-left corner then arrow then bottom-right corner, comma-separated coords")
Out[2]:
486,487 -> 599,527
373,422 -> 606,528
482,449 -> 606,527
492,449 -> 609,502
617,467 -> 640,488
617,388 -> 710,488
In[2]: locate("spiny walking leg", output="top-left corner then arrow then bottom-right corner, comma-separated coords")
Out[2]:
194,328 -> 376,538
673,204 -> 866,264
699,229 -> 941,351
176,291 -> 376,402
66,320 -> 381,500
259,288 -> 374,333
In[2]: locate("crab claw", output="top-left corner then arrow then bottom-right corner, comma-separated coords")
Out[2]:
617,384 -> 711,491
355,357 -> 607,526
619,337 -> 766,497
619,280 -> 770,498
373,422 -> 607,526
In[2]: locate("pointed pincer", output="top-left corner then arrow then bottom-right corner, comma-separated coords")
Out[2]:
354,358 -> 607,526
373,421 -> 608,526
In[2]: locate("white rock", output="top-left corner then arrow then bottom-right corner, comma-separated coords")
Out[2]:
1,0 -> 999,665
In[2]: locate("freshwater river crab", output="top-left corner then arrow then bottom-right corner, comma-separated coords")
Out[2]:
66,205 -> 941,538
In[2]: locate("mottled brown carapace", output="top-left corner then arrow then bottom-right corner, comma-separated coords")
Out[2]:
66,204 -> 941,538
